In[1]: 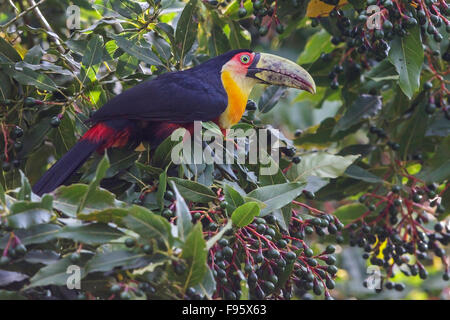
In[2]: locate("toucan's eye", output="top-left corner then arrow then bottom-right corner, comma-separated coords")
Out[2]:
240,54 -> 251,64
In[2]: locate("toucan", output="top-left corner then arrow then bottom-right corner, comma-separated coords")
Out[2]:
32,49 -> 316,195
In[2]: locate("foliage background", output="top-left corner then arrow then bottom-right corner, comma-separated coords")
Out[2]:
0,0 -> 448,300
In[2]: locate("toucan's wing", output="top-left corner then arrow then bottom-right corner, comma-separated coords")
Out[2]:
90,69 -> 228,123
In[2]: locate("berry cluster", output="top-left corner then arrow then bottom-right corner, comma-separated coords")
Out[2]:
1,97 -> 63,173
343,178 -> 449,289
311,0 -> 449,92
208,208 -> 341,300
0,233 -> 27,266
236,0 -> 285,36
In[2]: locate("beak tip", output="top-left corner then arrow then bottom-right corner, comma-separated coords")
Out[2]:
306,81 -> 316,94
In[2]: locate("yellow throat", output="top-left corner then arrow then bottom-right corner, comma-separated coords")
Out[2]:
218,69 -> 256,129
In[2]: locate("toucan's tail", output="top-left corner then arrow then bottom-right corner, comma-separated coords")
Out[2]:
32,139 -> 100,196
32,120 -> 133,196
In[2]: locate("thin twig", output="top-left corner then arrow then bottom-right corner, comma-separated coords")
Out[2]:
8,0 -> 20,14
1,0 -> 46,30
27,0 -> 65,54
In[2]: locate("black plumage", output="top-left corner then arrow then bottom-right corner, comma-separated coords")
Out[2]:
91,49 -> 251,124
32,49 -> 252,195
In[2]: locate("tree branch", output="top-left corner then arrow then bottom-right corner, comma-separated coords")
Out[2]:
0,0 -> 46,30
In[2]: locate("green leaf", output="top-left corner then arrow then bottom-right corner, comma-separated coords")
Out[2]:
151,132 -> 183,168
0,37 -> 22,62
388,25 -> 423,99
247,182 -> 306,216
53,184 -> 123,217
0,180 -> 5,205
147,32 -> 172,62
174,0 -> 199,64
258,86 -> 286,113
109,34 -> 162,66
333,203 -> 367,225
333,94 -> 382,134
231,202 -> 261,227
56,223 -> 124,245
24,44 -> 44,64
228,20 -> 250,49
12,68 -> 59,92
23,250 -> 59,265
156,171 -> 167,211
49,115 -> 77,157
85,250 -> 155,274
171,182 -> 193,241
27,253 -> 91,289
209,23 -> 230,56
418,136 -> 450,183
202,121 -> 223,136
288,153 -> 359,182
123,205 -> 173,246
297,30 -> 333,65
396,102 -> 428,160
0,270 -> 29,286
77,208 -> 129,225
6,208 -> 53,229
110,0 -> 145,19
0,224 -> 61,248
295,117 -> 363,146
193,267 -> 216,299
169,177 -> 216,203
0,72 -> 12,100
77,154 -> 111,213
136,162 -> 164,177
344,165 -> 383,183
17,117 -> 52,158
82,34 -> 105,68
18,170 -> 32,201
223,184 -> 245,213
181,223 -> 207,289
273,205 -> 292,231
116,53 -> 139,77
426,113 -> 450,137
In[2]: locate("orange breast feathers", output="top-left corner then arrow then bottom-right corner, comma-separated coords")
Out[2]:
218,70 -> 256,129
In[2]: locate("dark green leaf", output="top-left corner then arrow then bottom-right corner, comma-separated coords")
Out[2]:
287,153 -> 359,182
0,37 -> 21,62
345,165 -> 383,183
333,95 -> 382,134
169,177 -> 216,203
333,203 -> 366,225
180,223 -> 207,289
0,270 -> 28,286
247,182 -> 306,216
388,26 -> 423,99
109,34 -> 162,66
223,184 -> 245,213
171,182 -> 193,241
174,0 -> 199,64
56,223 -> 124,245
85,250 -> 156,274
27,253 -> 91,288
12,68 -> 59,92
123,205 -> 173,246
258,86 -> 286,113
157,171 -> 167,210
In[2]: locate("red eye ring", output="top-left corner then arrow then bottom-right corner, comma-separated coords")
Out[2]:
240,54 -> 251,64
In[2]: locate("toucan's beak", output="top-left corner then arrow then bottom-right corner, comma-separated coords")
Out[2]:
247,53 -> 316,94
